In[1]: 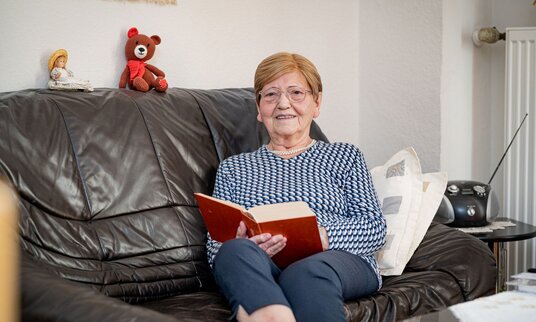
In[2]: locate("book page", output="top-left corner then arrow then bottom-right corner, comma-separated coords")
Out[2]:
249,201 -> 315,223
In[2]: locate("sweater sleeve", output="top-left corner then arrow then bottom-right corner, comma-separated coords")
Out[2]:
205,161 -> 233,268
323,149 -> 387,256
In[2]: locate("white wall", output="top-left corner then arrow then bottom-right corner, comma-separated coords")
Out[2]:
1,0 -> 535,178
0,0 -> 359,146
441,0 -> 493,182
442,0 -> 536,195
358,0 -> 442,172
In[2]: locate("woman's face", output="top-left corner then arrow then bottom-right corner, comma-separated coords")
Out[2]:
257,71 -> 321,142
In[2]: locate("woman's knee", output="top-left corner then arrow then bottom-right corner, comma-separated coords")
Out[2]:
278,257 -> 346,321
278,256 -> 341,292
215,238 -> 257,262
218,238 -> 256,255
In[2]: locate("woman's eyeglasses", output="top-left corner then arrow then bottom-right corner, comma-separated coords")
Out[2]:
259,86 -> 312,104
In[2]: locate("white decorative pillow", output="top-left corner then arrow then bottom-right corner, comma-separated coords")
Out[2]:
372,147 -> 448,276
407,172 -> 448,260
372,147 -> 423,275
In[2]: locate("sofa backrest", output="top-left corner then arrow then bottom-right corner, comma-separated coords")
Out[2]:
0,88 -> 327,302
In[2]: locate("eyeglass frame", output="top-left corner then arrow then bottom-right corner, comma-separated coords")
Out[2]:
258,86 -> 313,104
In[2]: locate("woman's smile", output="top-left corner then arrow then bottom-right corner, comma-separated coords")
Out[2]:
275,114 -> 296,120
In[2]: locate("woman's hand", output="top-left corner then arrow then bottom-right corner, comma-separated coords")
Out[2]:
235,221 -> 287,257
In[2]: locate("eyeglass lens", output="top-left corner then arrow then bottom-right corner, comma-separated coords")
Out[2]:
261,86 -> 308,103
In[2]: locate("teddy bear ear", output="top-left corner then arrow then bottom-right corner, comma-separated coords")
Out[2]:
150,35 -> 161,45
128,27 -> 139,38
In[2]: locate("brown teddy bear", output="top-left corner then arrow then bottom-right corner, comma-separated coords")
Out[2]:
119,27 -> 168,92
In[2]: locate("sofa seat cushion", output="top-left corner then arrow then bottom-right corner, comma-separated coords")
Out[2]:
405,223 -> 496,301
344,270 -> 464,322
138,292 -> 231,321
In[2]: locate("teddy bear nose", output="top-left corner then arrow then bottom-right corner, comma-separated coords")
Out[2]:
139,48 -> 145,53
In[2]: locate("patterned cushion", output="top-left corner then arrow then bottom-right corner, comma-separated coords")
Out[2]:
371,147 -> 423,275
371,147 -> 447,275
407,172 -> 448,259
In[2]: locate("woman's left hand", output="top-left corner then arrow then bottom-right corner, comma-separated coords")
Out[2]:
235,221 -> 287,257
253,233 -> 287,258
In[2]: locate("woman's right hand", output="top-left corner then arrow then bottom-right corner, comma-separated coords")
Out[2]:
235,221 -> 287,258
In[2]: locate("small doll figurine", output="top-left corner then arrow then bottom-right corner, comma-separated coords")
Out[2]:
47,49 -> 94,92
50,52 -> 73,82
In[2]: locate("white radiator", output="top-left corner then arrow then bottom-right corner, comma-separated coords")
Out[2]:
504,27 -> 536,276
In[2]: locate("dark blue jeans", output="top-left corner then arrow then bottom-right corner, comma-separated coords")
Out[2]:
212,239 -> 379,322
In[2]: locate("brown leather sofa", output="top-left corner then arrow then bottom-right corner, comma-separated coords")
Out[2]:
0,88 -> 496,322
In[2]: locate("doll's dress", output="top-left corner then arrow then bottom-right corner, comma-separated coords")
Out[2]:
48,67 -> 94,92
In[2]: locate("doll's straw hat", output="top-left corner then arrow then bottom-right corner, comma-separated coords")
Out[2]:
48,49 -> 68,71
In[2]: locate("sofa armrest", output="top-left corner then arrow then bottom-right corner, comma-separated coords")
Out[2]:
21,253 -> 179,322
404,222 -> 497,300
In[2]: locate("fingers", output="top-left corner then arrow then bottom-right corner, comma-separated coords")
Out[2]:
246,232 -> 287,257
235,221 -> 248,239
253,234 -> 287,257
264,237 -> 287,257
249,233 -> 272,244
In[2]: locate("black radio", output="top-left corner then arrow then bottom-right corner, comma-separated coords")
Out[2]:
434,180 -> 499,227
434,113 -> 528,228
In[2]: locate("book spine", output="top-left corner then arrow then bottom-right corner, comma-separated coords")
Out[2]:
241,212 -> 262,237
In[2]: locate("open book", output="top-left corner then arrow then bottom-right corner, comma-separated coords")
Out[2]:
194,193 -> 323,267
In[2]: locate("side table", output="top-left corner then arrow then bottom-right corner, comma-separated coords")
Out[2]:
470,218 -> 536,292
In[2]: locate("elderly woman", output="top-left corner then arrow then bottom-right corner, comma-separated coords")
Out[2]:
206,52 -> 386,322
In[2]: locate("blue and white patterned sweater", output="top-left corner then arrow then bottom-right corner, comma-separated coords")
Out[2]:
206,141 -> 387,287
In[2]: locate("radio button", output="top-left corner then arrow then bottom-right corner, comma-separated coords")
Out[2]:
473,185 -> 486,197
447,184 -> 459,194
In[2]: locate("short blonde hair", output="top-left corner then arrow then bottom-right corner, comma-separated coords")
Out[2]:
254,52 -> 322,104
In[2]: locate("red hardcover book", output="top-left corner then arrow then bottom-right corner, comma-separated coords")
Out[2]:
194,193 -> 323,267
